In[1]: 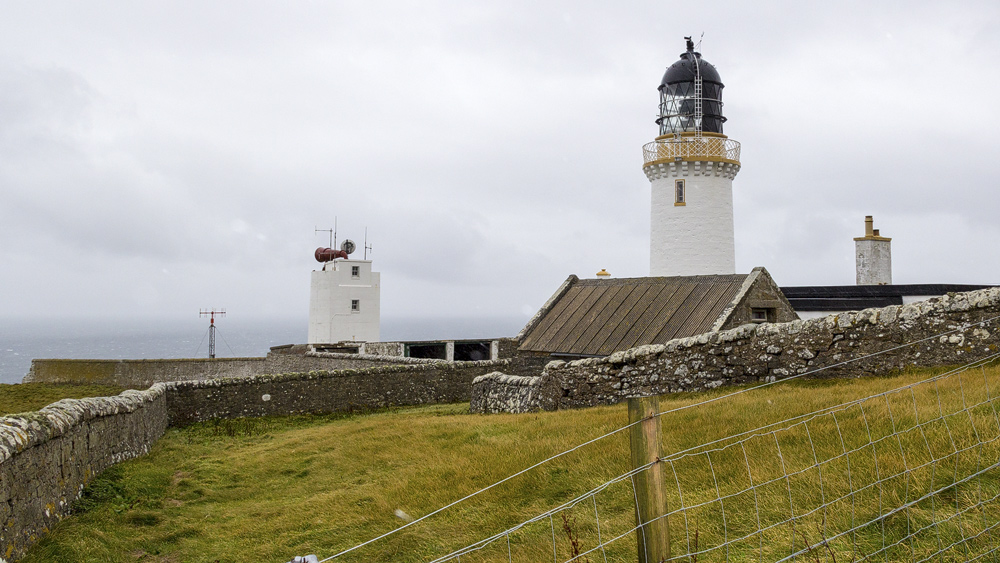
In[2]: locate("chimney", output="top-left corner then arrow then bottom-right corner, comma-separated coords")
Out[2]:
854,216 -> 892,285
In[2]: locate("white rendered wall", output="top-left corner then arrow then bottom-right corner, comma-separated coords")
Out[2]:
855,239 -> 892,285
795,311 -> 836,320
797,296 -> 940,320
308,260 -> 381,344
647,159 -> 738,276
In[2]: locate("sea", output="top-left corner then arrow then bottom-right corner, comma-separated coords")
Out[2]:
0,316 -> 528,384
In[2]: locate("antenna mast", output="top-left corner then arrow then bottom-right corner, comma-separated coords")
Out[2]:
364,227 -> 372,260
314,226 -> 333,248
199,309 -> 226,359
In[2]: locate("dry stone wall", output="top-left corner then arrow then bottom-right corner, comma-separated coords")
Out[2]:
265,351 -> 439,373
3,354 -> 549,560
25,352 -> 425,389
495,338 -> 521,359
165,358 -> 538,425
0,386 -> 168,562
470,373 -> 559,414
25,339 -> 527,389
25,358 -> 267,388
547,288 -> 1000,409
359,341 -> 405,356
472,288 -> 1000,412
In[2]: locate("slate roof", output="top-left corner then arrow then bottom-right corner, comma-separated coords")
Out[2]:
780,284 -> 997,312
519,274 -> 749,357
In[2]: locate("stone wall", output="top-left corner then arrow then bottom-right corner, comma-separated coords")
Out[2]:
470,373 -> 559,414
25,352 -> 427,389
359,341 -> 405,356
495,338 -> 521,359
0,386 -> 168,562
265,351 -> 440,373
3,354 -> 545,560
165,358 -> 519,426
551,288 -> 1000,409
718,268 -> 799,328
473,288 -> 1000,412
25,358 -> 267,388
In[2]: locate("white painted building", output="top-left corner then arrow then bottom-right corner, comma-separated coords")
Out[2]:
308,259 -> 380,344
644,39 -> 741,277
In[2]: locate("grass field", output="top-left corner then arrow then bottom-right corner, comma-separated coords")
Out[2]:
0,383 -> 125,416
18,364 -> 1000,563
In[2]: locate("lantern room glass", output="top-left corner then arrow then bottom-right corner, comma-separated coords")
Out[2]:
656,66 -> 726,136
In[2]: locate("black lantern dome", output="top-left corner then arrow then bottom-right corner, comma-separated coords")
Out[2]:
656,37 -> 726,135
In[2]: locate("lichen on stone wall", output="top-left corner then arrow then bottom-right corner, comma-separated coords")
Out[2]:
0,385 -> 169,562
476,288 -> 1000,412
306,351 -> 443,364
470,372 -> 561,414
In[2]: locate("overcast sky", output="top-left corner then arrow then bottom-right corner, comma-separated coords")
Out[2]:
2,1 -> 999,328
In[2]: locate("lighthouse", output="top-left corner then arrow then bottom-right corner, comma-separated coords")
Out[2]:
643,38 -> 741,277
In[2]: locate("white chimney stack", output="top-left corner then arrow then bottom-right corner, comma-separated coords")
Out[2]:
854,216 -> 892,285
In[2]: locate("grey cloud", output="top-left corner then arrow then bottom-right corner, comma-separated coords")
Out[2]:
1,0 -> 999,322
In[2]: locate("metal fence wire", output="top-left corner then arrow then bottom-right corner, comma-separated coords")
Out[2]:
318,339 -> 1000,562
424,355 -> 1000,563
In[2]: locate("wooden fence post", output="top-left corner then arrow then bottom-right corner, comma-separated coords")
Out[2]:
628,395 -> 670,563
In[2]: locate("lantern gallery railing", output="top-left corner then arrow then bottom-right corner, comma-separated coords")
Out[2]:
642,136 -> 741,166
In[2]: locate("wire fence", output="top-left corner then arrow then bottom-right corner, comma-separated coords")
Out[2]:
313,318 -> 1000,563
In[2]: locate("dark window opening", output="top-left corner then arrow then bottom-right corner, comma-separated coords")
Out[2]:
675,179 -> 685,204
454,342 -> 491,361
351,299 -> 360,312
751,308 -> 774,323
351,265 -> 360,278
406,343 -> 447,360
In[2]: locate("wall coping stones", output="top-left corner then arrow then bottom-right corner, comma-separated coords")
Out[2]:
502,286 -> 1000,412
305,351 -> 443,364
0,385 -> 166,465
31,357 -> 264,365
161,358 -> 516,391
472,372 -> 540,386
470,371 -> 558,414
553,287 -> 1000,373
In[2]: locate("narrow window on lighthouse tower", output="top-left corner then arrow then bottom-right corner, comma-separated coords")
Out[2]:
674,179 -> 686,206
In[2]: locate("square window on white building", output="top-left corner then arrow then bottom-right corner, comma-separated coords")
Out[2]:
351,299 -> 360,312
351,265 -> 360,278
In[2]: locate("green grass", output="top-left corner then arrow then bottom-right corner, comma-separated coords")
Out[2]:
0,383 -> 126,416
20,366 -> 1000,562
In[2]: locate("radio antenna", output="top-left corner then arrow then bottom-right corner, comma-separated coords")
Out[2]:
199,308 -> 226,359
314,226 -> 333,248
364,227 -> 373,260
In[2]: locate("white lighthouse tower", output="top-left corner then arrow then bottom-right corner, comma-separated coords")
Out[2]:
643,38 -> 741,277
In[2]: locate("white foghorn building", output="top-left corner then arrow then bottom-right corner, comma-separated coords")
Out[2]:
643,38 -> 741,277
308,246 -> 380,344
